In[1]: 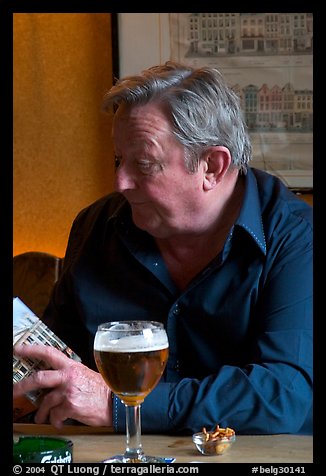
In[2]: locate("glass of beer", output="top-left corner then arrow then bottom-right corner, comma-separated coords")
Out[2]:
93,320 -> 169,463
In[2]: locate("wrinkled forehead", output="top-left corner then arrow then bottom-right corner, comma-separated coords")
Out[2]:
113,101 -> 174,140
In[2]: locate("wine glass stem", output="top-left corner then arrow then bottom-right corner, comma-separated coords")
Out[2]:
124,404 -> 144,460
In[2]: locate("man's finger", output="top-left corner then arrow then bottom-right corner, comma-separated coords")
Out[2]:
13,369 -> 64,397
14,344 -> 72,369
34,389 -> 64,426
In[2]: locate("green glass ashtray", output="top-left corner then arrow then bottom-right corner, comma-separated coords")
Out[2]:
13,436 -> 73,463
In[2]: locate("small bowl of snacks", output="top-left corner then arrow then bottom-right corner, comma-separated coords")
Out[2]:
192,424 -> 236,456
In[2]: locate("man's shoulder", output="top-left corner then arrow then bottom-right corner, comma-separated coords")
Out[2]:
74,192 -> 126,225
252,168 -> 312,219
63,193 -> 128,262
249,168 -> 312,248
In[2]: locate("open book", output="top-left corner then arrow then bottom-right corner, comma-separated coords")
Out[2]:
13,296 -> 81,421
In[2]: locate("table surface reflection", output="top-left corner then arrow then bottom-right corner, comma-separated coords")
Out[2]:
13,423 -> 313,464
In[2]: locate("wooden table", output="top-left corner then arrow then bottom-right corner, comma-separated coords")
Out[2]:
13,423 -> 313,464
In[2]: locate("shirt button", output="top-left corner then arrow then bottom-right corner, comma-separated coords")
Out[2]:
173,304 -> 181,316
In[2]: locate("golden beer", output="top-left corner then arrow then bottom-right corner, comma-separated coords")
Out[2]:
94,322 -> 169,406
94,347 -> 168,405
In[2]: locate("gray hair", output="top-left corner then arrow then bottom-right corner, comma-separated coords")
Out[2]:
102,61 -> 252,173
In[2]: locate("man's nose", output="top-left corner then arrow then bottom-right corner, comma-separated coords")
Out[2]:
114,163 -> 136,192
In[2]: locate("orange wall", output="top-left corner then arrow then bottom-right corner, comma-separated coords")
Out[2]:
13,13 -> 115,258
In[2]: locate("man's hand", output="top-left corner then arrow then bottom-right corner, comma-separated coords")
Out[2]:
13,344 -> 112,429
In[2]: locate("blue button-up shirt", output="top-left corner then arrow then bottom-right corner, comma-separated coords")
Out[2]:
43,167 -> 313,435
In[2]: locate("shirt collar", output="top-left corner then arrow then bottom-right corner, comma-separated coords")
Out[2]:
109,168 -> 267,256
235,167 -> 266,255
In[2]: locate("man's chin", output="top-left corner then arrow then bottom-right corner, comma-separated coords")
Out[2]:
131,212 -> 153,232
131,213 -> 164,237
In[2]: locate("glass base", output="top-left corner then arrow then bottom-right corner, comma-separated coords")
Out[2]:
102,454 -> 168,463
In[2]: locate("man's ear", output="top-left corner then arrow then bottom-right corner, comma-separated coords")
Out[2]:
202,146 -> 232,191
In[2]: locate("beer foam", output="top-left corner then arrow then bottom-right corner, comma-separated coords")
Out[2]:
94,329 -> 168,352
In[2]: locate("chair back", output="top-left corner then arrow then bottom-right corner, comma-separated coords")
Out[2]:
13,251 -> 63,318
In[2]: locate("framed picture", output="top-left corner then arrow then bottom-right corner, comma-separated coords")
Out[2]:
114,13 -> 313,190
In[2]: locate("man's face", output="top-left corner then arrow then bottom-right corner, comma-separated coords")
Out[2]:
112,102 -> 206,239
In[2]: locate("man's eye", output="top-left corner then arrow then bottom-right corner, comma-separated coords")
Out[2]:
114,156 -> 122,169
137,161 -> 162,175
137,161 -> 152,171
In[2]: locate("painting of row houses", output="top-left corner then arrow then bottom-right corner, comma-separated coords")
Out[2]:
232,82 -> 313,132
186,13 -> 313,57
169,13 -> 313,188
